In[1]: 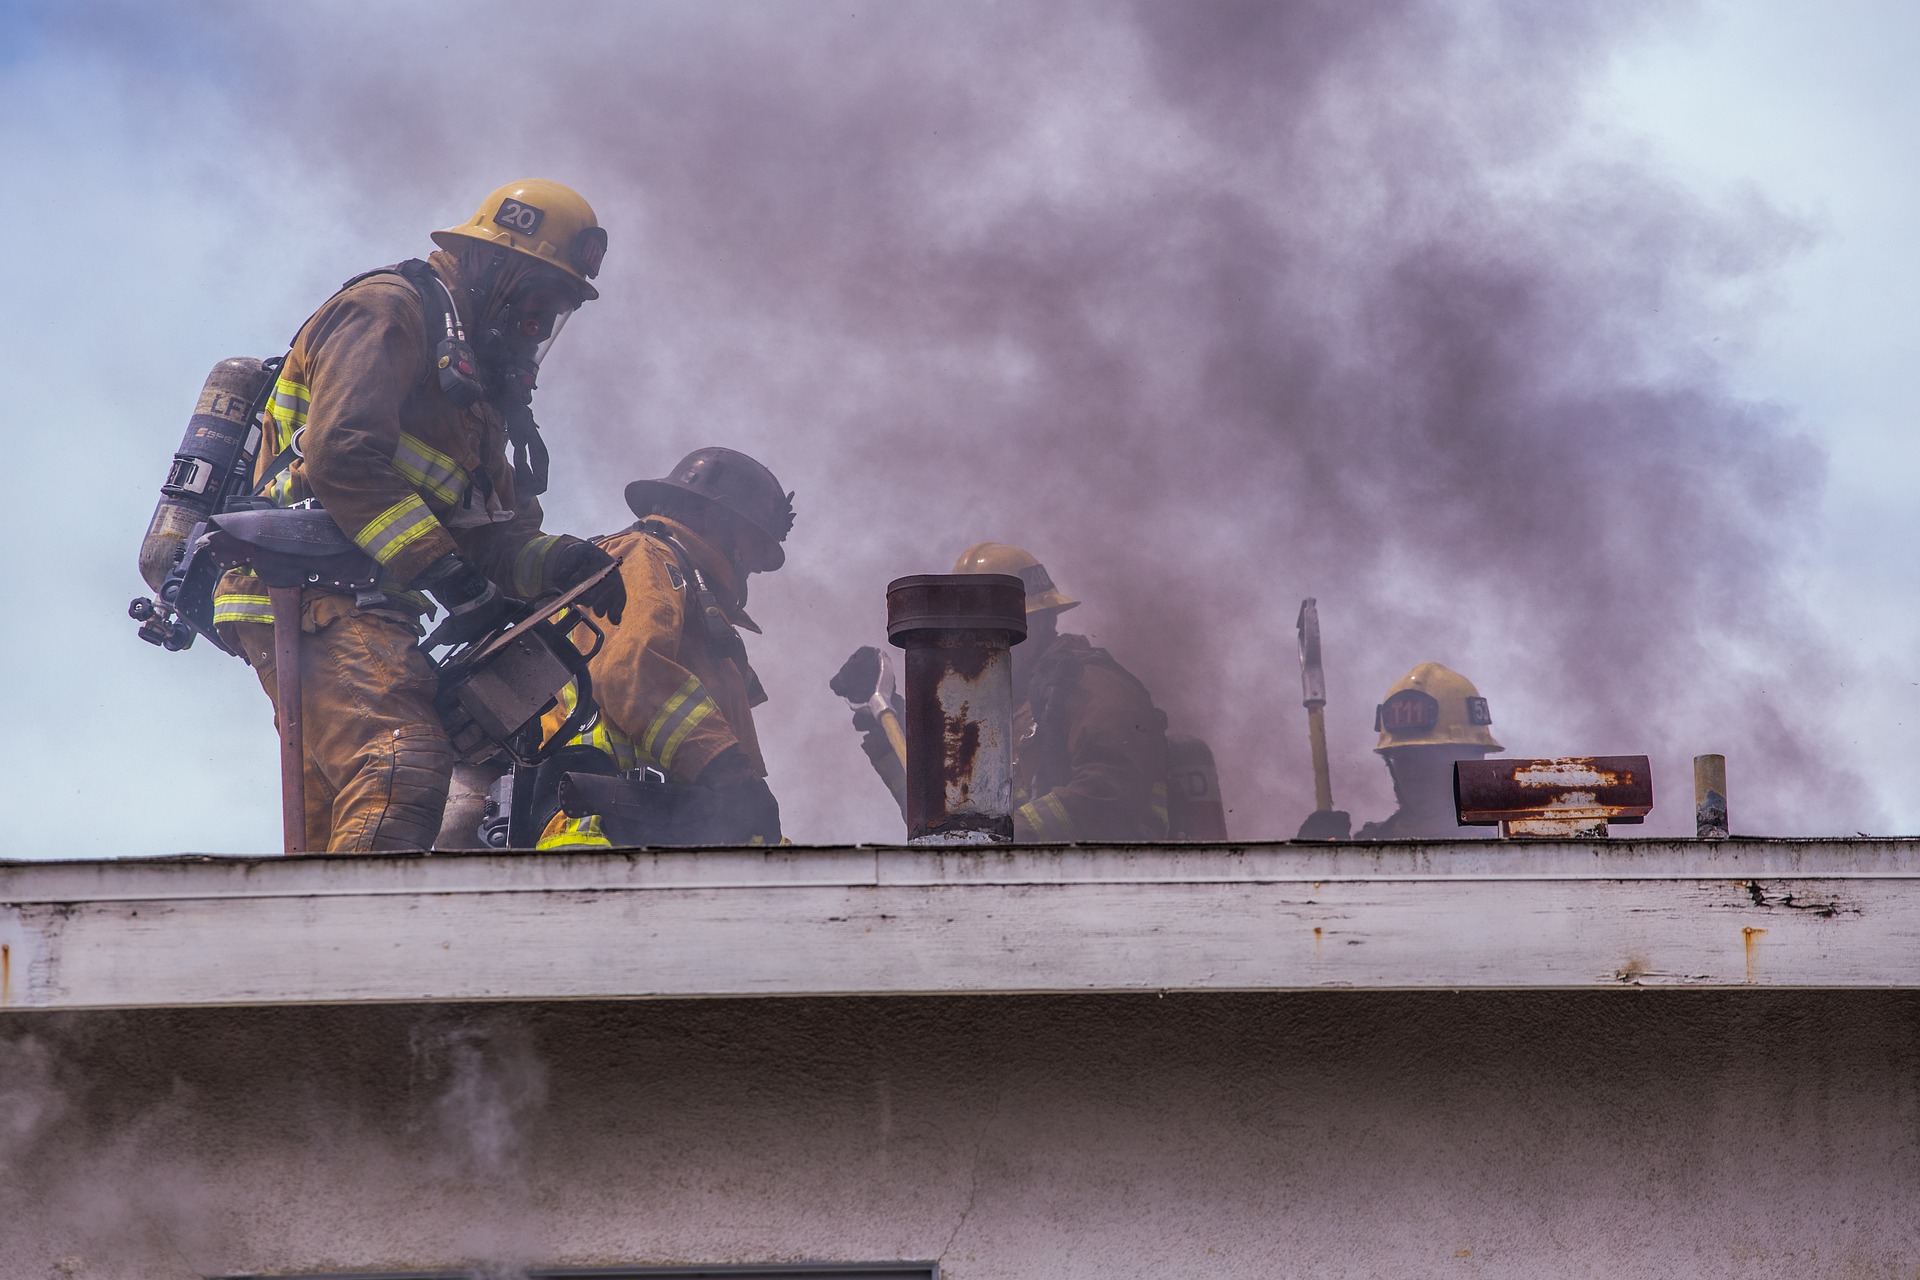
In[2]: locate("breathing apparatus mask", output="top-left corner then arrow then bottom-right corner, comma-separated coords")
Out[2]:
444,248 -> 585,496
476,274 -> 581,410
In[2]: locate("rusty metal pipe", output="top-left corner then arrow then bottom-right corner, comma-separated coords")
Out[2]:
887,573 -> 1027,843
1694,754 -> 1729,839
267,584 -> 307,854
1455,755 -> 1653,838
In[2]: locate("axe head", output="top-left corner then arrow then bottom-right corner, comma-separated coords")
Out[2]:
1296,598 -> 1326,706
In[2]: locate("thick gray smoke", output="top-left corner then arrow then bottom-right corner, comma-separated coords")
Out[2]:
84,0 -> 1862,837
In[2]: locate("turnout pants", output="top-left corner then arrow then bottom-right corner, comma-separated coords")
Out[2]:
226,592 -> 455,852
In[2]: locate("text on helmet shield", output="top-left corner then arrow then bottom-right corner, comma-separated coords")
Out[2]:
571,226 -> 608,278
493,199 -> 546,236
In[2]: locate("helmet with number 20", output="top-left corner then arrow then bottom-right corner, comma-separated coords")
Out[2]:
432,179 -> 608,301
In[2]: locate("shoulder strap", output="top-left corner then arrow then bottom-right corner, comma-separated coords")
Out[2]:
642,522 -> 749,662
251,263 -> 426,501
252,261 -> 485,502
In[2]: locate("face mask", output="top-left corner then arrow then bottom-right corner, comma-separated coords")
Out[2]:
477,275 -> 582,407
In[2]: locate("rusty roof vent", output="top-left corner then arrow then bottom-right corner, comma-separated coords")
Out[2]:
1454,755 -> 1653,838
887,573 -> 1027,844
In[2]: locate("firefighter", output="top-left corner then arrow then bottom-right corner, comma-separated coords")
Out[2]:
530,447 -> 794,849
959,543 -> 1169,842
1295,661 -> 1502,840
213,179 -> 625,852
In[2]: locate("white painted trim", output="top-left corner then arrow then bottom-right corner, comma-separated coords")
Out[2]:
2,840 -> 1917,1010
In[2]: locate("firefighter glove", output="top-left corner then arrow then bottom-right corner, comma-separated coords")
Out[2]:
830,646 -> 884,704
699,747 -> 781,844
554,540 -> 626,625
420,554 -> 514,649
1295,809 -> 1352,842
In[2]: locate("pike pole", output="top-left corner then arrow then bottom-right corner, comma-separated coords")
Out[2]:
268,584 -> 308,853
1296,598 -> 1335,814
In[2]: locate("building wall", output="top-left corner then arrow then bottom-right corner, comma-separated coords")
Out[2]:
4,990 -> 1919,1278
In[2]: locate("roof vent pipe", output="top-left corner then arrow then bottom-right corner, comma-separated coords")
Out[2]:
1694,754 -> 1729,839
887,573 -> 1027,844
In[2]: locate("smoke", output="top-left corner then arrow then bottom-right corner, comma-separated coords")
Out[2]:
412,1016 -> 551,1181
0,1030 -> 67,1174
1,1011 -> 558,1278
408,1015 -> 554,1277
0,1019 -> 221,1275
76,0 -> 1866,836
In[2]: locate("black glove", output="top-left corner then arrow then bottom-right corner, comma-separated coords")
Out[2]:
553,539 -> 625,625
829,646 -> 884,703
1295,809 -> 1352,842
419,554 -> 514,649
698,748 -> 782,844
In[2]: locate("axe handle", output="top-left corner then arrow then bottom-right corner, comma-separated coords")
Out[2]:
1306,703 -> 1334,812
268,585 -> 308,854
876,705 -> 909,772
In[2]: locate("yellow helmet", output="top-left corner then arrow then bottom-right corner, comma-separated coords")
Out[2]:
1374,661 -> 1502,752
951,542 -> 1078,614
431,179 -> 607,300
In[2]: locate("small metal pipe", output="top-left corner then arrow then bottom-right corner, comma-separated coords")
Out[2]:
1694,754 -> 1729,839
887,573 -> 1027,843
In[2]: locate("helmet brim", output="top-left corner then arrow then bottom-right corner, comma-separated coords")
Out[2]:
430,228 -> 600,301
625,478 -> 786,571
1373,732 -> 1504,754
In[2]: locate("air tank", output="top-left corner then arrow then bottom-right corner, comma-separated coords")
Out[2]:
137,356 -> 271,592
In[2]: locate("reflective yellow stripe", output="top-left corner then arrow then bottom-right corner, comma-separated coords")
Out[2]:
510,535 -> 564,597
657,700 -> 716,771
557,681 -> 640,772
211,593 -> 275,626
258,375 -> 311,505
265,376 -> 310,452
355,494 -> 441,565
1018,794 -> 1077,840
392,432 -> 469,509
536,812 -> 612,850
641,678 -> 720,772
1042,793 -> 1073,832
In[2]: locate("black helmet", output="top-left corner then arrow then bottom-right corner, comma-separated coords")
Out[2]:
625,447 -> 796,569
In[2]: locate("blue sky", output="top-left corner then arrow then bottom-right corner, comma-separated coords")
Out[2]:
1601,2 -> 1920,810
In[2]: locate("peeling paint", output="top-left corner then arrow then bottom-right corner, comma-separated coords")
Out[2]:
1742,880 -> 1848,917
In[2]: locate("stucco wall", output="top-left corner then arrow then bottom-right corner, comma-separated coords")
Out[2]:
5,991 -> 1919,1278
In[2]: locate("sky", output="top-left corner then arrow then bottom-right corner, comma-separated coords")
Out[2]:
1,0 -> 1917,856
1601,1 -> 1920,821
